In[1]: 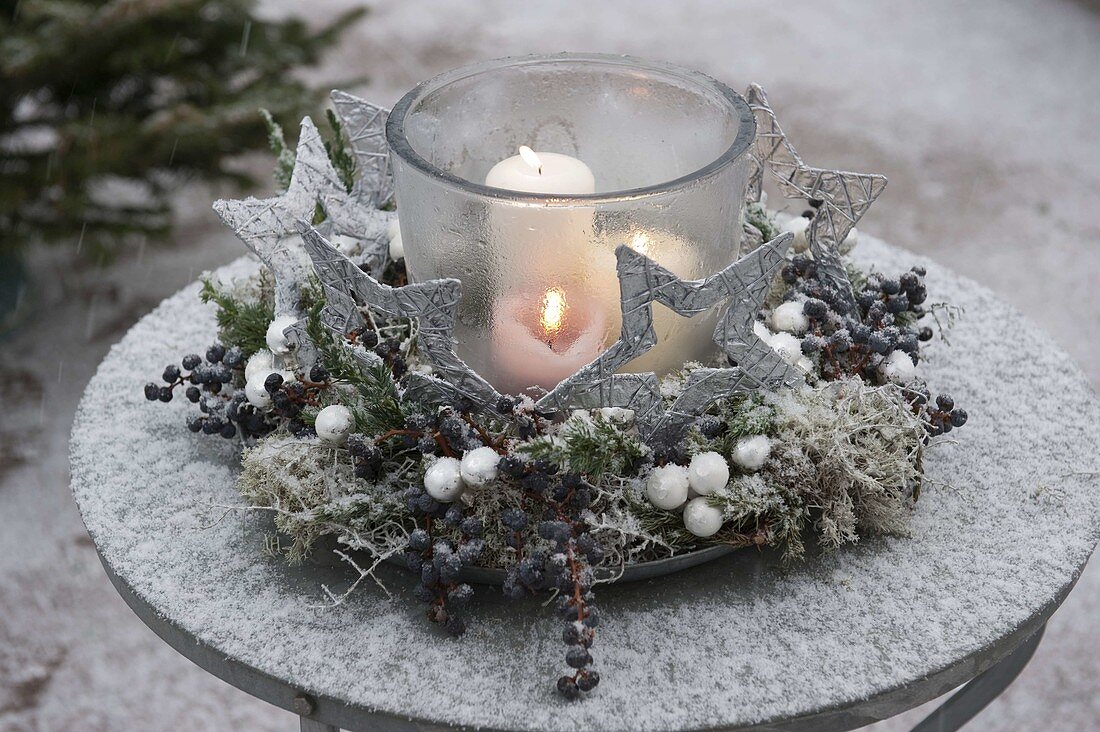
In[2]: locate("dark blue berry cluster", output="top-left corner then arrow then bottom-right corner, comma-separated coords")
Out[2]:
402,496 -> 483,637
493,457 -> 605,698
780,250 -> 965,435
263,365 -> 332,437
143,345 -> 337,440
143,344 -> 272,439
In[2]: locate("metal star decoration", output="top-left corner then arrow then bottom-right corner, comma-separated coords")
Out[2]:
213,117 -> 351,321
743,84 -> 888,312
296,222 -> 506,411
330,90 -> 394,209
540,233 -> 803,442
319,90 -> 398,278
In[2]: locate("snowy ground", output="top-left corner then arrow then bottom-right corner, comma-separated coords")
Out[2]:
1,1 -> 1098,730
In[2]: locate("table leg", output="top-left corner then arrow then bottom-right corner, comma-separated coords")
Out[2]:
300,717 -> 340,732
909,624 -> 1046,732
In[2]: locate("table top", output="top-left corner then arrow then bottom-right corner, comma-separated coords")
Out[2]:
70,236 -> 1100,732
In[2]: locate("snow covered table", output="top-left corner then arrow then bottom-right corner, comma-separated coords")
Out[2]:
70,237 -> 1100,732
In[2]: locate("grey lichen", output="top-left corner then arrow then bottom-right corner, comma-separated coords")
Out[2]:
238,436 -> 412,563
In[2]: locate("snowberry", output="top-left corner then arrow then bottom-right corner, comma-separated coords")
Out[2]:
687,451 -> 729,495
731,435 -> 772,471
387,218 -> 404,260
771,301 -> 809,335
646,464 -> 690,510
244,375 -> 273,409
332,234 -> 359,255
244,349 -> 275,381
781,215 -> 810,252
768,331 -> 803,365
315,404 -> 354,445
424,457 -> 465,502
753,320 -> 772,342
459,446 -> 499,488
840,226 -> 859,254
883,349 -> 918,384
683,497 -> 724,537
265,315 -> 299,355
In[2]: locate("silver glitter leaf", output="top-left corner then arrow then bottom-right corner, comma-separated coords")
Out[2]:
331,90 -> 394,210
744,84 -> 887,312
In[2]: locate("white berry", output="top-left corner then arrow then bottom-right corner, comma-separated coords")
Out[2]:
265,315 -> 299,355
883,349 -> 918,384
387,218 -> 404,260
459,446 -> 499,488
424,457 -> 465,502
683,497 -> 724,537
244,375 -> 272,409
332,234 -> 359,255
839,226 -> 859,254
315,405 -> 354,445
753,320 -> 772,342
731,435 -> 772,472
771,301 -> 809,335
646,464 -> 690,510
598,407 -> 635,424
768,331 -> 803,365
244,349 -> 275,381
687,452 -> 729,496
781,215 -> 810,253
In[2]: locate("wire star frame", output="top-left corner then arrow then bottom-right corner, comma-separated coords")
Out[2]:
743,84 -> 888,312
212,86 -> 887,444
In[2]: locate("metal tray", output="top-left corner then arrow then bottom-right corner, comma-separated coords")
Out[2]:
305,535 -> 737,586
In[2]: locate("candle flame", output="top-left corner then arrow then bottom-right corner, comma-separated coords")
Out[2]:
629,232 -> 651,256
519,145 -> 543,174
540,287 -> 566,341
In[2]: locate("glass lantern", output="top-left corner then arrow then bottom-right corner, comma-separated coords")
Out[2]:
386,53 -> 756,396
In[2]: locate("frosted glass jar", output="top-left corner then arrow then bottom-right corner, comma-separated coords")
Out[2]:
386,53 -> 756,395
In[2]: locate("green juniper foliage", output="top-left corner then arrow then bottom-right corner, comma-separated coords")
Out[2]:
745,202 -> 781,241
302,283 -> 408,437
260,107 -> 357,198
517,413 -> 647,479
199,275 -> 273,357
0,0 -> 366,258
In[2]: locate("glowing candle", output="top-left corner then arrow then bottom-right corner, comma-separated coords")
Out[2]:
485,146 -> 596,194
484,147 -> 596,282
491,286 -> 608,395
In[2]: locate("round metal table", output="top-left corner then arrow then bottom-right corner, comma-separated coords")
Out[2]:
70,236 -> 1100,732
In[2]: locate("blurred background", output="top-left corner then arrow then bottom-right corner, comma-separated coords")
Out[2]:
1,1 -> 1097,729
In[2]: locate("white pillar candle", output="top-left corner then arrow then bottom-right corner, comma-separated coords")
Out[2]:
485,147 -> 597,295
485,146 -> 596,194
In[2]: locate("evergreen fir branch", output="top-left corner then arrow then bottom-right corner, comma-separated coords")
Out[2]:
518,415 -> 646,479
324,108 -> 357,193
1,0 -> 364,257
199,277 -> 274,357
352,360 -> 407,437
261,108 -> 296,193
745,202 -> 781,241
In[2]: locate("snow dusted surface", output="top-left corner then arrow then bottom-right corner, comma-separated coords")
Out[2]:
69,236 -> 1100,731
